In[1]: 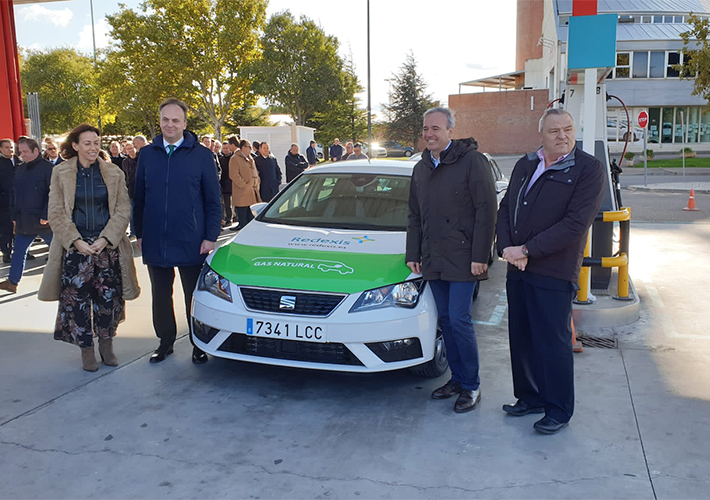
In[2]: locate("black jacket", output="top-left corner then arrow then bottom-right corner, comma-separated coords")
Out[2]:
496,146 -> 605,283
406,138 -> 498,282
285,152 -> 308,182
120,155 -> 139,199
219,153 -> 232,194
110,154 -> 124,168
11,156 -> 53,235
0,156 -> 15,214
254,154 -> 282,202
306,146 -> 318,165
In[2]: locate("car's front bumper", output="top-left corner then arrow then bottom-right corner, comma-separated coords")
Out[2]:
190,285 -> 437,373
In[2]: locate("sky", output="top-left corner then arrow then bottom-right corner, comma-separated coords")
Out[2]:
13,0 -> 518,117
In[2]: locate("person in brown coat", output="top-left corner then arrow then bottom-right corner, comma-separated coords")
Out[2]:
229,139 -> 261,231
38,123 -> 140,372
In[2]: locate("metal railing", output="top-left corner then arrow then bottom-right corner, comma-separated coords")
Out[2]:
576,207 -> 632,303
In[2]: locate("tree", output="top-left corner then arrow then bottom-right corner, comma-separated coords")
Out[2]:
383,52 -> 436,148
103,0 -> 267,139
256,12 -> 343,125
680,14 -> 710,108
19,48 -> 100,134
310,54 -> 367,149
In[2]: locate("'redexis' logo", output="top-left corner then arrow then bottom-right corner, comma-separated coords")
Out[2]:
352,235 -> 375,244
252,257 -> 354,275
290,237 -> 351,245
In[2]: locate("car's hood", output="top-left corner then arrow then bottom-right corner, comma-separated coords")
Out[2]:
208,223 -> 412,294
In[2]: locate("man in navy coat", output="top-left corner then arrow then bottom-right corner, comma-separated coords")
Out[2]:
134,98 -> 222,364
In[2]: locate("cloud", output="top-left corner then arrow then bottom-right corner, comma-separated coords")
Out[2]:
465,62 -> 494,71
18,5 -> 74,28
77,19 -> 110,52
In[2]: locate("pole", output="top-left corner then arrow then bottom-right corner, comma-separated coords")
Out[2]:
89,0 -> 101,132
366,0 -> 372,146
681,110 -> 686,180
582,68 -> 596,155
643,128 -> 647,186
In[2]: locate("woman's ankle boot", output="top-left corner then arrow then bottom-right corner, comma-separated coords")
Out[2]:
81,346 -> 99,372
98,337 -> 119,366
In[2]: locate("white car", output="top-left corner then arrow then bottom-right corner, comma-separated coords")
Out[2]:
191,160 -> 447,377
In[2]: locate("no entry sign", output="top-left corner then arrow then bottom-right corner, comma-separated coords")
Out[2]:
638,111 -> 649,129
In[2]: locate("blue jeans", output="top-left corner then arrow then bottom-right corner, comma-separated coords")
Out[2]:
9,233 -> 53,284
428,280 -> 480,391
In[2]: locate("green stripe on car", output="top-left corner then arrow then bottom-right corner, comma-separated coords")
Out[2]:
209,243 -> 411,293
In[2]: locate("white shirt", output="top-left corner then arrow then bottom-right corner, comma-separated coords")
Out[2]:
431,141 -> 452,168
163,136 -> 184,154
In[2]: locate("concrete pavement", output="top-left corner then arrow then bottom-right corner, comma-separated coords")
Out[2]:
626,181 -> 710,194
1,226 -> 709,499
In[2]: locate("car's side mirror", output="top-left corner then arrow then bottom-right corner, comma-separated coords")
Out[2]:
251,202 -> 268,216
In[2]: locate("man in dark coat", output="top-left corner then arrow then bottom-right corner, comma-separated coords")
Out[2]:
306,140 -> 318,167
120,141 -> 139,236
0,139 -> 16,262
134,98 -> 222,364
284,143 -> 309,182
329,138 -> 344,162
496,108 -> 605,435
254,142 -> 282,202
219,140 -> 234,225
44,140 -> 64,166
108,141 -> 124,168
0,137 -> 53,294
406,107 -> 497,413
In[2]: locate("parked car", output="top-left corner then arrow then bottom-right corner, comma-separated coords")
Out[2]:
380,140 -> 414,157
315,143 -> 324,159
607,118 -> 644,142
362,142 -> 387,158
192,160 -> 447,377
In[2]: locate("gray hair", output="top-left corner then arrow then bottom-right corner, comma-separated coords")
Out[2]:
538,108 -> 575,133
423,107 -> 455,129
133,135 -> 147,143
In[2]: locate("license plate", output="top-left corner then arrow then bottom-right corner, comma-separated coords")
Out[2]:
246,318 -> 327,343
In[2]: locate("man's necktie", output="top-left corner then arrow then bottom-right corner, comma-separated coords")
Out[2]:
168,144 -> 175,157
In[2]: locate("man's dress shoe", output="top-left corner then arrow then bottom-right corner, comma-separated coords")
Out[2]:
533,416 -> 569,435
149,347 -> 174,363
192,346 -> 208,364
502,400 -> 545,417
431,380 -> 462,399
454,389 -> 481,413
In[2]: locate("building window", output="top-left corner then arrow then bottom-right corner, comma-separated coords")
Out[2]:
650,51 -> 665,78
633,52 -> 649,78
675,16 -> 684,23
688,107 -> 700,143
616,52 -> 630,78
701,111 -> 710,142
653,15 -> 663,23
682,51 -> 697,77
667,52 -> 681,77
642,15 -> 652,23
675,108 -> 687,143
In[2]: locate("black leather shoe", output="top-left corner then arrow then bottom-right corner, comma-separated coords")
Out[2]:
192,347 -> 208,364
26,253 -> 36,260
431,380 -> 462,399
502,400 -> 545,417
149,347 -> 174,363
454,389 -> 481,413
533,416 -> 569,435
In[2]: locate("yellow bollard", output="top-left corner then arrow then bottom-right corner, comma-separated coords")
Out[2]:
576,232 -> 592,303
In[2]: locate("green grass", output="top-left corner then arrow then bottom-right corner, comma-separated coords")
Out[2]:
630,157 -> 710,168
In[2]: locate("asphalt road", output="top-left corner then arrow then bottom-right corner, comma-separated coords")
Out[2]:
1,159 -> 710,498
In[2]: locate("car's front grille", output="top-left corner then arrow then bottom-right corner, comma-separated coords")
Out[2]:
239,287 -> 346,316
218,333 -> 363,366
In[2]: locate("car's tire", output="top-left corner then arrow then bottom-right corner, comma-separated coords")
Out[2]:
409,330 -> 448,378
622,132 -> 629,141
404,150 -> 412,157
317,152 -> 323,159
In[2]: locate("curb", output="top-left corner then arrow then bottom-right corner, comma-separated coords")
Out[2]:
626,186 -> 710,194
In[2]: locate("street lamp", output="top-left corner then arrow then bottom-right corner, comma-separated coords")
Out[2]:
89,0 -> 101,132
367,0 -> 372,146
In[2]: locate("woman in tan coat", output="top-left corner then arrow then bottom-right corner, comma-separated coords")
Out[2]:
38,123 -> 140,372
229,139 -> 261,231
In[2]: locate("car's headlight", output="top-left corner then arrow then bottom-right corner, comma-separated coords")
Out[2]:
197,265 -> 233,302
349,278 -> 424,313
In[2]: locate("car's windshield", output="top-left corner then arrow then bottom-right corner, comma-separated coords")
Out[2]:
259,173 -> 410,231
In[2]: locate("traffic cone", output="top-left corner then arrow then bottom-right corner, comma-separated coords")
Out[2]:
683,189 -> 700,212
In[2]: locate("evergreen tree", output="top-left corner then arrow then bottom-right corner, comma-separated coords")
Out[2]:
384,52 -> 436,148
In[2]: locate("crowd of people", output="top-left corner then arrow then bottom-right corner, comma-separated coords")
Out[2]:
1,102 -> 605,436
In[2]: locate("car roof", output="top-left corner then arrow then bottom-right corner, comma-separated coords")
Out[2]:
304,159 -> 414,176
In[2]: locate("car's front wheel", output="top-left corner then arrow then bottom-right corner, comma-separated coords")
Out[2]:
409,330 -> 448,378
404,150 -> 412,157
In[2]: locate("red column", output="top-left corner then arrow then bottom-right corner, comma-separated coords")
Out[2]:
572,0 -> 598,16
0,0 -> 27,140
